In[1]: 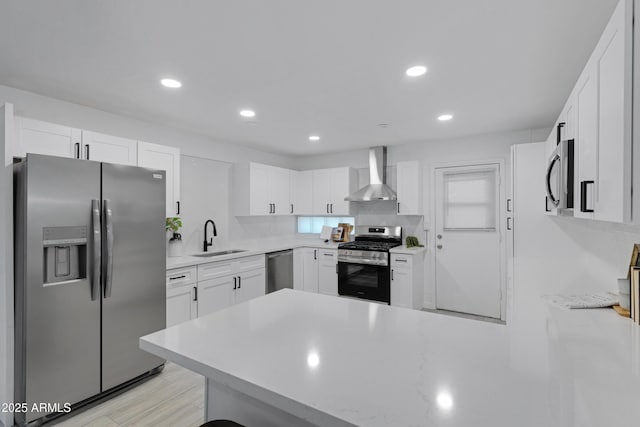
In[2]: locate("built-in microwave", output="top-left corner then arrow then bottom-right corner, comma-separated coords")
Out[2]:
545,131 -> 574,211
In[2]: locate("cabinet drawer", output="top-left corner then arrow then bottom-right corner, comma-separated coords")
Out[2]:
237,255 -> 265,273
198,261 -> 234,281
166,266 -> 197,288
318,249 -> 337,267
391,255 -> 412,268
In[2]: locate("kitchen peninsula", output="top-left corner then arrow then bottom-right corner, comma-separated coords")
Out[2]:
140,289 -> 640,427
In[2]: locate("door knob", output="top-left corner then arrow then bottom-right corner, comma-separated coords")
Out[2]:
437,244 -> 443,249
437,234 -> 442,239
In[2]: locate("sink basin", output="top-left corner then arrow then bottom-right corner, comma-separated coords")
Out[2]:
192,250 -> 247,258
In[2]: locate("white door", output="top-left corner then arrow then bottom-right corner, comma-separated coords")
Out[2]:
396,161 -> 421,215
16,117 -> 81,158
434,164 -> 502,318
312,169 -> 333,214
81,131 -> 137,165
291,170 -> 313,215
318,249 -> 338,296
137,141 -> 181,217
236,269 -> 266,304
270,167 -> 291,215
249,163 -> 272,215
301,248 -> 319,293
329,167 -> 351,215
390,265 -> 411,309
166,285 -> 197,327
198,276 -> 235,317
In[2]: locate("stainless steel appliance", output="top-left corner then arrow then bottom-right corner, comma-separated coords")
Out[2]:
344,146 -> 397,201
14,154 -> 166,426
337,226 -> 402,304
545,122 -> 575,211
266,250 -> 293,293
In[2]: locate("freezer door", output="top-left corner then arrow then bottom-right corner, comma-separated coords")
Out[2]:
15,154 -> 101,424
101,163 -> 166,390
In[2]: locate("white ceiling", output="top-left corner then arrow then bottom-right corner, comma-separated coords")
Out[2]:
0,0 -> 619,156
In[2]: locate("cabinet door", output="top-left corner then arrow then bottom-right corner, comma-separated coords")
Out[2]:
236,268 -> 266,304
81,131 -> 137,165
198,277 -> 235,317
312,169 -> 333,214
396,161 -> 421,215
329,167 -> 352,215
301,248 -> 319,293
390,267 -> 412,309
317,249 -> 338,296
575,68 -> 598,220
137,141 -> 181,217
595,2 -> 630,224
249,163 -> 272,215
291,170 -> 313,215
271,167 -> 291,215
16,117 -> 81,158
166,285 -> 197,327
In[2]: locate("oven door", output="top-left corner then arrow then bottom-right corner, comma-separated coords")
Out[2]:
337,261 -> 390,304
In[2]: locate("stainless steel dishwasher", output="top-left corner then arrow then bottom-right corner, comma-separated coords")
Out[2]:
266,250 -> 293,293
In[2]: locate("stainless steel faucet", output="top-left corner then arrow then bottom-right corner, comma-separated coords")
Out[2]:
203,219 -> 217,252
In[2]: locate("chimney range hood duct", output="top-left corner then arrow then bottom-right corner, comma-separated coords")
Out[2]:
345,146 -> 397,201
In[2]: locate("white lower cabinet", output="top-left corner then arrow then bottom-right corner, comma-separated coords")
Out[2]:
390,252 -> 425,310
294,247 -> 337,295
196,255 -> 266,317
166,266 -> 198,327
318,249 -> 338,296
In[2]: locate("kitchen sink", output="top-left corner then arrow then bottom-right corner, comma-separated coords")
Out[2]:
192,250 -> 247,257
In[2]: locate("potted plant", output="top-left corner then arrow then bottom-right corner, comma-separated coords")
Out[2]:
166,217 -> 184,257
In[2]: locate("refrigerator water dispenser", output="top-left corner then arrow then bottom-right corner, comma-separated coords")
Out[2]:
43,226 -> 87,285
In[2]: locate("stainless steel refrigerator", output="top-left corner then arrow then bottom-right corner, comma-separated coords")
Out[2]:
14,154 -> 166,426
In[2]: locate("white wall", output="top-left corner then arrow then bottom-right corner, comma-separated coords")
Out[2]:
0,104 -> 14,427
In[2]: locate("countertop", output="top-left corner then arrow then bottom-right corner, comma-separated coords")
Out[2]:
140,289 -> 640,426
389,245 -> 427,255
166,236 -> 341,269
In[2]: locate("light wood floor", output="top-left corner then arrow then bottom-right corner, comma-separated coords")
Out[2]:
52,363 -> 205,427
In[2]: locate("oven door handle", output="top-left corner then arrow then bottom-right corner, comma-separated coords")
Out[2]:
338,258 -> 387,266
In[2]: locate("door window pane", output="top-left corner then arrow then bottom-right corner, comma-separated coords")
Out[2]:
443,169 -> 497,230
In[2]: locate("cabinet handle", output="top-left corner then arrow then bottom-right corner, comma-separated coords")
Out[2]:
395,258 -> 407,263
74,142 -> 80,159
330,203 -> 333,213
580,180 -> 595,213
193,286 -> 198,301
335,264 -> 338,274
507,217 -> 512,230
273,203 -> 276,214
314,250 -> 317,260
326,203 -> 330,214
290,204 -> 294,214
545,197 -> 552,212
238,276 -> 241,289
397,202 -> 400,214
556,122 -> 565,146
506,199 -> 512,212
233,276 -> 237,290
85,144 -> 90,160
323,253 -> 333,257
176,201 -> 180,215
169,275 -> 186,280
391,269 -> 394,281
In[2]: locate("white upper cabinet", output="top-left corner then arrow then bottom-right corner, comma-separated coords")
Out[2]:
312,167 -> 356,215
396,161 -> 421,215
137,141 -> 181,217
235,162 -> 292,216
15,117 -> 81,159
574,65 -> 598,219
80,131 -> 137,165
291,170 -> 313,215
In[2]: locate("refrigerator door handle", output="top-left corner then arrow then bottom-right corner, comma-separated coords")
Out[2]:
91,199 -> 101,301
103,199 -> 114,298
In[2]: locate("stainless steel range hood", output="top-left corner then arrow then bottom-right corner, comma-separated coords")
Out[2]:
345,146 -> 397,201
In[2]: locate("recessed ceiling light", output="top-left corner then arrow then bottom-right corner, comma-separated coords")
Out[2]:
438,114 -> 453,121
405,65 -> 427,77
308,135 -> 320,142
239,109 -> 256,118
160,78 -> 182,88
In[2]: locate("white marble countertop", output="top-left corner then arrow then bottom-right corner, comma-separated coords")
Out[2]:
389,245 -> 427,255
140,289 -> 640,426
166,236 -> 341,269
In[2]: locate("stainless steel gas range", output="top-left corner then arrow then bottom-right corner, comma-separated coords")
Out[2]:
337,226 -> 402,304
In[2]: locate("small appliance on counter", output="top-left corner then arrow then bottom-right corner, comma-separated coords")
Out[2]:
337,226 -> 402,304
